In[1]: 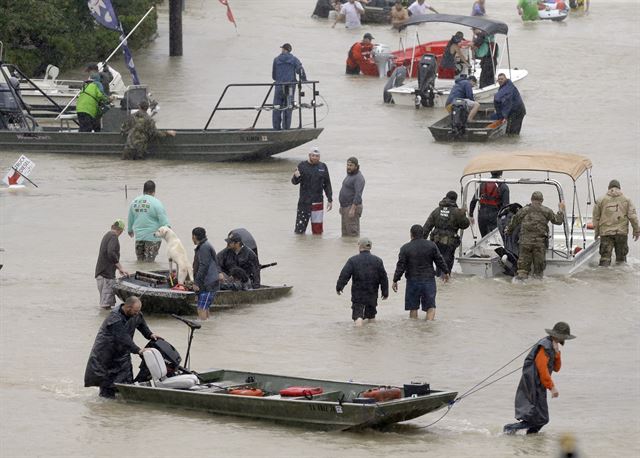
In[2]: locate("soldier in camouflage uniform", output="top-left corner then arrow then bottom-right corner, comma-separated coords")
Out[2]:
506,191 -> 565,280
423,191 -> 471,276
592,179 -> 640,266
121,101 -> 176,160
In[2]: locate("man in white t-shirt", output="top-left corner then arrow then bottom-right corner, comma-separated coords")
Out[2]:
408,0 -> 439,15
332,0 -> 365,29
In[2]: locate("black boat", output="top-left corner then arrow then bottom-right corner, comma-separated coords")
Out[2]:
428,103 -> 506,142
114,270 -> 293,315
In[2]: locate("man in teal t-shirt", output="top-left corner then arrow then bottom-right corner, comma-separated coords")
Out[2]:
517,0 -> 542,21
127,180 -> 170,262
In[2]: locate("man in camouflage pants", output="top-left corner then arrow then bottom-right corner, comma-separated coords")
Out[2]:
506,191 -> 565,280
121,100 -> 176,160
592,179 -> 640,266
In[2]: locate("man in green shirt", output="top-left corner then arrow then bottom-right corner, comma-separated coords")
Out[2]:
77,63 -> 110,132
517,0 -> 543,21
127,180 -> 171,262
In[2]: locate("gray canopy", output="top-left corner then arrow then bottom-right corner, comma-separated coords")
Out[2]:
400,14 -> 509,35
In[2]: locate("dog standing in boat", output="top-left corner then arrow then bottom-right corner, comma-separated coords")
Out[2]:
154,226 -> 193,284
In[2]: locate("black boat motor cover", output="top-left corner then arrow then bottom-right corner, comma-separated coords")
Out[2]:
134,338 -> 183,383
417,54 -> 437,107
450,99 -> 469,137
142,348 -> 199,389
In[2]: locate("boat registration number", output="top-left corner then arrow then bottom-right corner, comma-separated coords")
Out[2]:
243,135 -> 268,142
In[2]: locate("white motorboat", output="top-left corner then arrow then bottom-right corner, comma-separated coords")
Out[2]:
456,152 -> 600,278
386,14 -> 528,109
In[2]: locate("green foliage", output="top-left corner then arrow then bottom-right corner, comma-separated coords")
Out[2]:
0,0 -> 161,76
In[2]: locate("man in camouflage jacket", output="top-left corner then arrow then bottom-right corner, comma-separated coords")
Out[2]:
506,191 -> 565,279
592,179 -> 639,265
121,100 -> 176,160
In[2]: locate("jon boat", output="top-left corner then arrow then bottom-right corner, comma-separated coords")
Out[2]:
116,316 -> 456,430
385,14 -> 528,108
0,61 -> 323,161
428,103 -> 506,142
538,1 -> 570,21
457,152 -> 600,277
113,270 -> 293,314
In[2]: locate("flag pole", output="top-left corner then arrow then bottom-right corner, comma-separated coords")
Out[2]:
56,6 -> 155,119
103,6 -> 155,65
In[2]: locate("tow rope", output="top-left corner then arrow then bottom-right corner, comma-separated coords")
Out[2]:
415,342 -> 536,430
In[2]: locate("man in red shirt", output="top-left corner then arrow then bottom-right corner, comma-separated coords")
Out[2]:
504,322 -> 576,434
346,33 -> 375,75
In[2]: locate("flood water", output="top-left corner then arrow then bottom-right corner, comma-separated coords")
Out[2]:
1,1 -> 639,457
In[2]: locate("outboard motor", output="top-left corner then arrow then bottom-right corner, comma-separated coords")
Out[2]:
415,53 -> 437,108
449,99 -> 469,138
383,66 -> 407,104
372,44 -> 395,79
495,203 -> 523,276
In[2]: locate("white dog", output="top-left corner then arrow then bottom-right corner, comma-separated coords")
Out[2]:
154,226 -> 193,284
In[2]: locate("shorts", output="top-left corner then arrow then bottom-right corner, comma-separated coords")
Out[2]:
351,303 -> 377,320
446,99 -> 477,112
96,276 -> 116,307
197,291 -> 216,310
404,278 -> 437,311
135,240 -> 161,262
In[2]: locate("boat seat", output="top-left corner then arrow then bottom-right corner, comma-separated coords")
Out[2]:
143,348 -> 198,389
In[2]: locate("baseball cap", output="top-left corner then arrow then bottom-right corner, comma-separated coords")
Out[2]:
358,237 -> 372,249
113,219 -> 125,230
310,146 -> 320,155
281,43 -> 292,52
225,232 -> 242,243
363,33 -> 374,40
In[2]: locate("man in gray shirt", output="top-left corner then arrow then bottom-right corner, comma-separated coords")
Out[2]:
338,157 -> 365,237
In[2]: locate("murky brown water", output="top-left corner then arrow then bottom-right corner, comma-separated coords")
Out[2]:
1,1 -> 639,457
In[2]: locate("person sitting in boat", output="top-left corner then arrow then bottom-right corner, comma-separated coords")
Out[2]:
77,63 -> 111,133
445,75 -> 480,123
121,100 -> 177,160
492,73 -> 527,135
216,232 -> 261,289
439,32 -> 470,78
390,1 -> 409,30
346,33 -> 375,75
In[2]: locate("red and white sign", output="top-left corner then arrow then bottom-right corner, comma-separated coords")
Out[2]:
2,155 -> 35,186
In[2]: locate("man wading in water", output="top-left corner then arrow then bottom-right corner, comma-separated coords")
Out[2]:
504,322 -> 576,434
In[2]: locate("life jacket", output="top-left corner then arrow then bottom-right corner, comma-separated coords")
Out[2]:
479,182 -> 501,207
347,42 -> 373,70
362,387 -> 402,402
279,386 -> 323,397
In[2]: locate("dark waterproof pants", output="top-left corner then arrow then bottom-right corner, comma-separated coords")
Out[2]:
599,234 -> 628,265
272,85 -> 295,130
294,203 -> 312,234
78,112 -> 101,132
479,55 -> 496,89
435,241 -> 456,277
478,205 -> 500,237
506,106 -> 526,135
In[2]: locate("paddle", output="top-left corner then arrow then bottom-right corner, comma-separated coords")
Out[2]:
259,262 -> 277,270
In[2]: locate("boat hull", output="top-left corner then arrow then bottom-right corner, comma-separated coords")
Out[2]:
116,369 -> 457,430
429,104 -> 507,142
114,272 -> 292,314
387,68 -> 528,108
0,127 -> 323,161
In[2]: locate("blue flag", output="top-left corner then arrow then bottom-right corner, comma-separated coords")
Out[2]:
87,0 -> 141,85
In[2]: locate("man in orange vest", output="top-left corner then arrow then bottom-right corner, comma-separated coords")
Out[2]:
469,170 -> 510,237
346,33 -> 375,75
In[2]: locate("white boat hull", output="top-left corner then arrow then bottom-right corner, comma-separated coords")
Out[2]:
457,226 -> 600,278
387,68 -> 528,108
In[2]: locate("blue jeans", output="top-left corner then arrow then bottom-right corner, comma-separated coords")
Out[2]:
404,278 -> 437,311
272,85 -> 295,130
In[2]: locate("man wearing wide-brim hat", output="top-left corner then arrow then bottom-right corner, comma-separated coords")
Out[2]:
592,179 -> 640,266
504,322 -> 576,435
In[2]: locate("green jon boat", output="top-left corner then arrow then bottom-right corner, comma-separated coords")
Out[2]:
116,368 -> 457,430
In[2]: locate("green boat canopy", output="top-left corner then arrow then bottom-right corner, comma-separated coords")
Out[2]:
399,14 -> 509,35
461,152 -> 593,181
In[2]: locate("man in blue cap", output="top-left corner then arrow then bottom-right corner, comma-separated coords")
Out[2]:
272,43 -> 307,130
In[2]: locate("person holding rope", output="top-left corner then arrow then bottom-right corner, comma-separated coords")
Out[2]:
336,237 -> 388,326
504,322 -> 576,434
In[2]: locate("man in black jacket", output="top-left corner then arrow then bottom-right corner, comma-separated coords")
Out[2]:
336,237 -> 389,326
192,227 -> 220,321
216,232 -> 261,289
291,146 -> 333,234
84,296 -> 159,398
423,191 -> 470,276
393,225 -> 449,320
